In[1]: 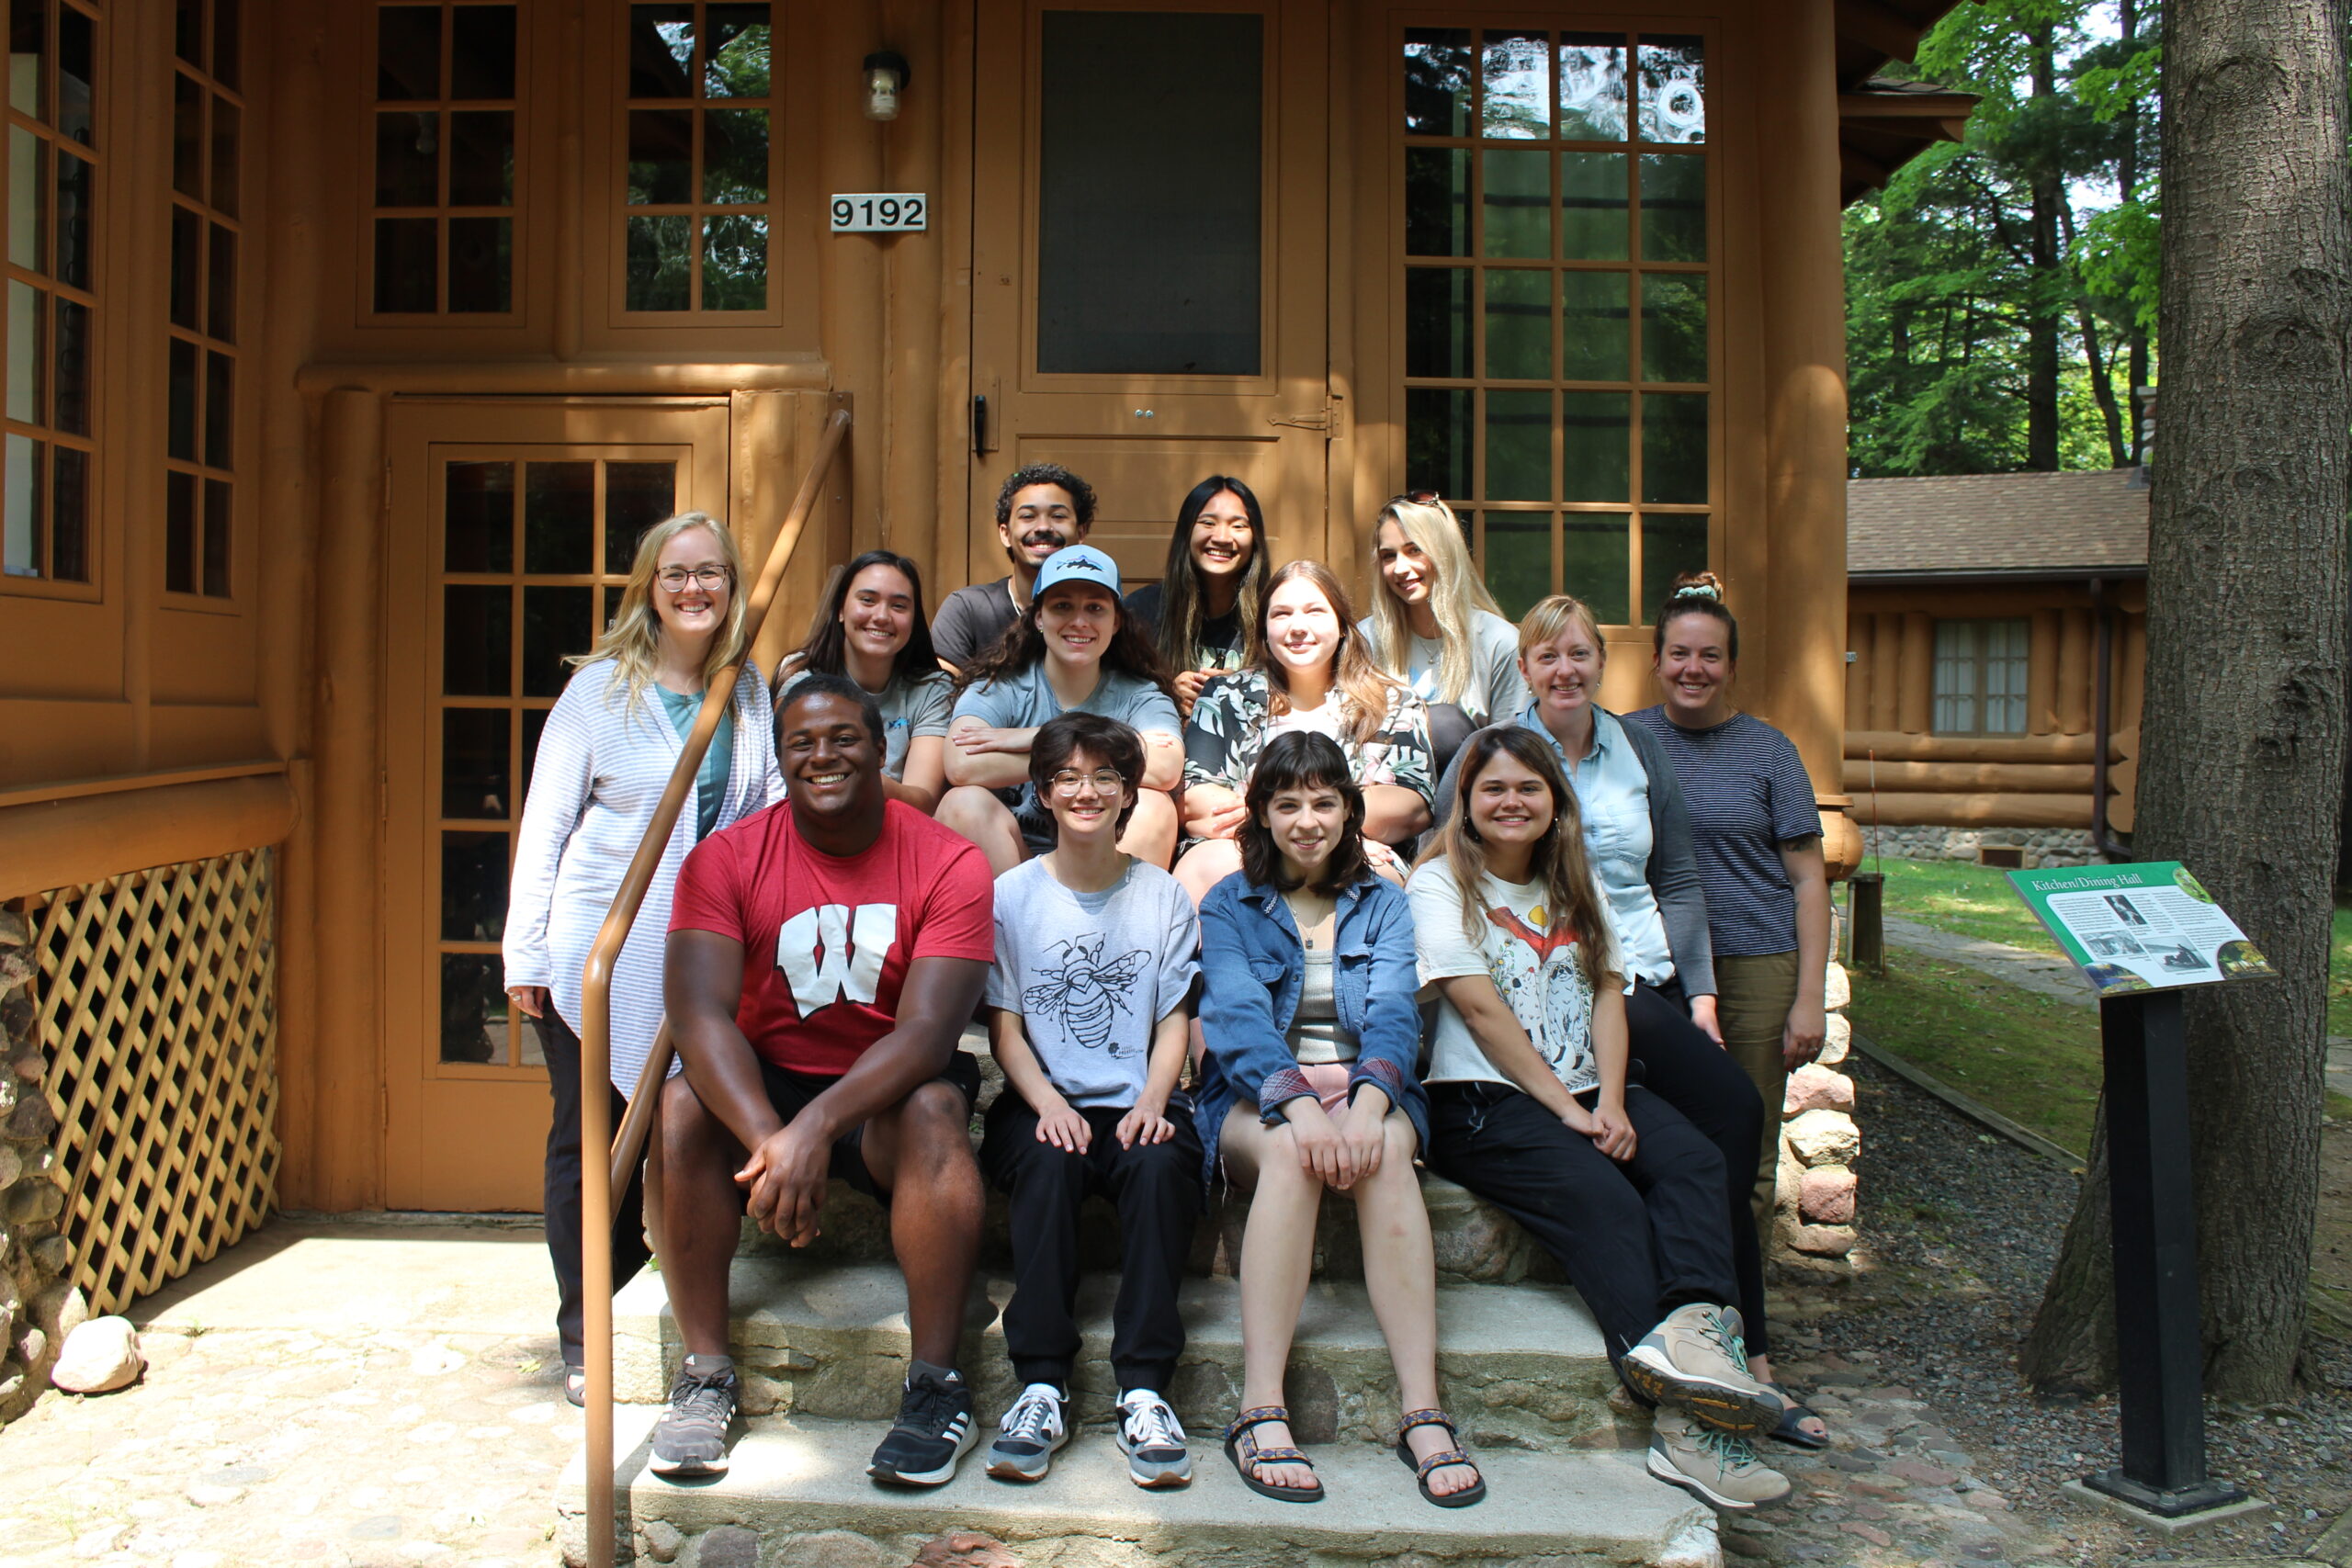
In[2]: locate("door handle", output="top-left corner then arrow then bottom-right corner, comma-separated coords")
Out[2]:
972,394 -> 990,454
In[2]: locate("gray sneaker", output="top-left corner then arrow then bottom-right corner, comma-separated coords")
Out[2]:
1115,1389 -> 1193,1488
649,1358 -> 739,1478
1646,1410 -> 1792,1510
986,1382 -> 1069,1483
1623,1303 -> 1786,1438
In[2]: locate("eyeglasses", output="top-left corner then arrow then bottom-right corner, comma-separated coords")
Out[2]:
655,566 -> 732,592
1047,768 -> 1127,796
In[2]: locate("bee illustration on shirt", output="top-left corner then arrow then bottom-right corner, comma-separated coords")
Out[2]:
1024,933 -> 1152,1054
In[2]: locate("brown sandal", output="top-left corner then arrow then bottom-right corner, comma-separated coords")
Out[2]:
1224,1405 -> 1323,1503
1393,1408 -> 1487,1508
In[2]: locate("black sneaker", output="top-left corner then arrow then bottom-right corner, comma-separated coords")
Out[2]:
867,1360 -> 978,1487
649,1358 -> 740,1478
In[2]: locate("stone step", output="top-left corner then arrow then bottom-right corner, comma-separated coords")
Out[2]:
557,1409 -> 1724,1568
614,1259 -> 1628,1452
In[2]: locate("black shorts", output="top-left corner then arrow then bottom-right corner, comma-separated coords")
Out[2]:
752,1049 -> 982,1202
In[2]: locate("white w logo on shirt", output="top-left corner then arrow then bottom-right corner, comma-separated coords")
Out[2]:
777,903 -> 899,1014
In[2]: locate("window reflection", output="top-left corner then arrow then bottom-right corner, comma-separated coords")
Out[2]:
372,2 -> 519,315
621,3 -> 773,313
166,0 -> 240,598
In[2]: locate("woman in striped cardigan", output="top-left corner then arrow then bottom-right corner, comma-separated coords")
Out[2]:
502,511 -> 782,1404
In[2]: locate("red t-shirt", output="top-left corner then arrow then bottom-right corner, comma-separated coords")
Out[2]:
669,799 -> 995,1077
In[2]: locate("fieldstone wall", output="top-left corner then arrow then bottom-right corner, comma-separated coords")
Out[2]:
0,907 -> 76,1425
1860,824 -> 2110,868
1769,926 -> 1861,1279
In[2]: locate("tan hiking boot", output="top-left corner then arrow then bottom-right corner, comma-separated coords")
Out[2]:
1645,1410 -> 1792,1510
1623,1303 -> 1786,1438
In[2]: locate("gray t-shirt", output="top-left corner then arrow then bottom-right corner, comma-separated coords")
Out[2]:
933,577 -> 1022,671
984,857 -> 1202,1108
1358,608 -> 1531,724
777,663 -> 953,782
951,660 -> 1182,739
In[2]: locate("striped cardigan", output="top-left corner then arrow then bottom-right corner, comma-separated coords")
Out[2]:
503,657 -> 782,1091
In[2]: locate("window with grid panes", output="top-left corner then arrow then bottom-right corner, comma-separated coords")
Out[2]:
167,0 -> 242,597
1399,28 -> 1711,624
371,1 -> 518,314
1,0 -> 97,587
1931,618 -> 2030,737
623,4 -> 773,312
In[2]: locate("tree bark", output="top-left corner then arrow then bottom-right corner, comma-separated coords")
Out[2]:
2025,26 -> 2064,471
2022,0 -> 2351,1402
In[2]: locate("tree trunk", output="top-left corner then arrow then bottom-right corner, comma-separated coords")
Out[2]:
2025,27 -> 2063,471
2022,0 -> 2351,1402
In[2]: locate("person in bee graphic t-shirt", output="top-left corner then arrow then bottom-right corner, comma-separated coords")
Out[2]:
656,673 -> 997,1488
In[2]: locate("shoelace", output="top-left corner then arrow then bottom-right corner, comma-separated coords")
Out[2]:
668,1367 -> 733,1426
1690,1424 -> 1761,1470
1001,1387 -> 1060,1444
1120,1395 -> 1185,1451
901,1374 -> 961,1433
1698,1309 -> 1754,1375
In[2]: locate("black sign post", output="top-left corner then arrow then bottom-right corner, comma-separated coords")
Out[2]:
2078,987 -> 2246,1517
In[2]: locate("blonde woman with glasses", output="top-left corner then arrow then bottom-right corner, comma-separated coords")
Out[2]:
502,510 -> 782,1406
1362,493 -> 1530,773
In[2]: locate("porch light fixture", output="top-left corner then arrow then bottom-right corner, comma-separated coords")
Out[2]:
864,51 -> 910,120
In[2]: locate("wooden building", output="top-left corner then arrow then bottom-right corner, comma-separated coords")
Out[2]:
1844,468 -> 2147,853
0,0 -> 1970,1276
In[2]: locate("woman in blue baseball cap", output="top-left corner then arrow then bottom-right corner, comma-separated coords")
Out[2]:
938,545 -> 1185,872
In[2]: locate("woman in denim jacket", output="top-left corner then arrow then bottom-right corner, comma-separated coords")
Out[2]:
1193,732 -> 1481,1510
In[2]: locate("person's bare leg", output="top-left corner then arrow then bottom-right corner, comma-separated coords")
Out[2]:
862,1080 -> 986,1368
1351,1114 -> 1477,1496
1747,1351 -> 1825,1441
934,786 -> 1030,876
1118,787 -> 1181,870
658,1072 -> 747,1356
1173,838 -> 1244,907
1222,1105 -> 1323,1493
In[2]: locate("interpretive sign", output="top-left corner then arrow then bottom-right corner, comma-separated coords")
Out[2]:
2006,862 -> 2277,995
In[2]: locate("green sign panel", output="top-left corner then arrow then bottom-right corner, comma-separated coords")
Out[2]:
2006,862 -> 2278,996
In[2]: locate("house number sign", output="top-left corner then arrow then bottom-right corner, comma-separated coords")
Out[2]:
831,194 -> 927,231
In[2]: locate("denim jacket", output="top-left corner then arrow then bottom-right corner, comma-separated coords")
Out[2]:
1191,869 -> 1431,1189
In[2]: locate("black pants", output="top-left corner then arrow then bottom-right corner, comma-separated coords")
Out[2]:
979,1090 -> 1204,1394
1427,702 -> 1477,780
1625,978 -> 1772,1359
540,1009 -> 651,1370
1427,1080 -> 1737,1375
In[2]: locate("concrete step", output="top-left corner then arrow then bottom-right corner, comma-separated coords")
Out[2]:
558,1409 -> 1723,1568
614,1259 -> 1625,1452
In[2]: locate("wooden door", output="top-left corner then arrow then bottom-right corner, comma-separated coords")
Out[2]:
383,397 -> 731,1211
968,0 -> 1332,588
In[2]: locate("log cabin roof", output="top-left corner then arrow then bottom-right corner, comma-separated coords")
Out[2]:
1848,468 -> 2149,581
1837,2 -> 1980,203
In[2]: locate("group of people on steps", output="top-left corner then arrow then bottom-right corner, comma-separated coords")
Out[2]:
501,462 -> 1835,1516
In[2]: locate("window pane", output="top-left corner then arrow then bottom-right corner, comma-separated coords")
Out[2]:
6,0 -> 40,119
52,297 -> 86,435
1637,36 -> 1705,145
202,347 -> 231,467
1404,266 -> 1470,379
1036,11 -> 1261,376
1483,266 -> 1550,381
448,110 -> 513,206
627,108 -> 693,204
169,206 -> 200,327
444,583 -> 513,696
445,458 -> 514,572
374,217 -> 438,311
628,4 -> 695,98
1560,270 -> 1628,381
6,279 -> 41,423
523,585 -> 594,696
1479,30 -> 1547,139
1482,513 -> 1550,620
1402,28 -> 1472,136
2,432 -> 39,577
442,706 -> 511,818
1641,393 -> 1707,504
56,5 -> 90,145
1558,34 -> 1627,141
1640,153 -> 1705,262
52,147 -> 87,288
177,0 -> 202,61
520,705 -> 550,809
440,830 -> 508,941
438,953 -> 504,1064
704,6 -> 770,97
702,213 -> 766,310
449,5 -> 517,99
1641,273 -> 1707,383
1640,513 -> 1707,623
376,110 -> 440,206
447,216 -> 512,311
9,130 -> 42,271
175,73 -> 205,197
1564,514 -> 1630,625
50,442 -> 83,581
165,467 -> 196,592
703,107 -> 766,203
1403,147 -> 1469,258
202,476 -> 231,595
525,461 -> 595,574
208,221 -> 236,342
1561,152 -> 1629,262
1933,622 -> 1975,734
1481,149 -> 1549,261
1561,390 -> 1629,502
625,214 -> 690,310
210,96 -> 240,217
604,462 -> 675,570
212,0 -> 241,88
167,336 -> 198,461
378,6 -> 443,101
1484,388 -> 1551,502
1405,387 -> 1472,501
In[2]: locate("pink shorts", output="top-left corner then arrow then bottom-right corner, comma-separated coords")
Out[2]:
1295,1060 -> 1353,1111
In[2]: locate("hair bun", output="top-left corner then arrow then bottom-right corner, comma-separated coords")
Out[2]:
1669,570 -> 1724,604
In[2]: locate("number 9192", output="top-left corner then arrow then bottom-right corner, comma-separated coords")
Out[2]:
830,194 -> 927,232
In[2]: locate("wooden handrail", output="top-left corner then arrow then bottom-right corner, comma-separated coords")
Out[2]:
579,403 -> 849,1568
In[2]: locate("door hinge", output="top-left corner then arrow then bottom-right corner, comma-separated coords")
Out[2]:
1269,399 -> 1342,436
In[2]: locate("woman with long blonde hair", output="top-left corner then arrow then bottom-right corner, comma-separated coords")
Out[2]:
1362,494 -> 1529,770
503,510 -> 781,1405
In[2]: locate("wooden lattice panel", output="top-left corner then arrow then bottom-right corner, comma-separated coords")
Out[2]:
26,848 -> 280,1314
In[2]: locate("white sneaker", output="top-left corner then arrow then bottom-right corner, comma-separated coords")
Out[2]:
1646,1410 -> 1792,1510
985,1382 -> 1069,1483
1115,1389 -> 1193,1487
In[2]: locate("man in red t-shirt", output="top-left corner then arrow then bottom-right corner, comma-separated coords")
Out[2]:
657,673 -> 996,1485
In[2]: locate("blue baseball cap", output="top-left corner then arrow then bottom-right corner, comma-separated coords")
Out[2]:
1034,544 -> 1121,598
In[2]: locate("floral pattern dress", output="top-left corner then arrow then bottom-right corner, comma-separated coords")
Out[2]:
1182,668 -> 1437,806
